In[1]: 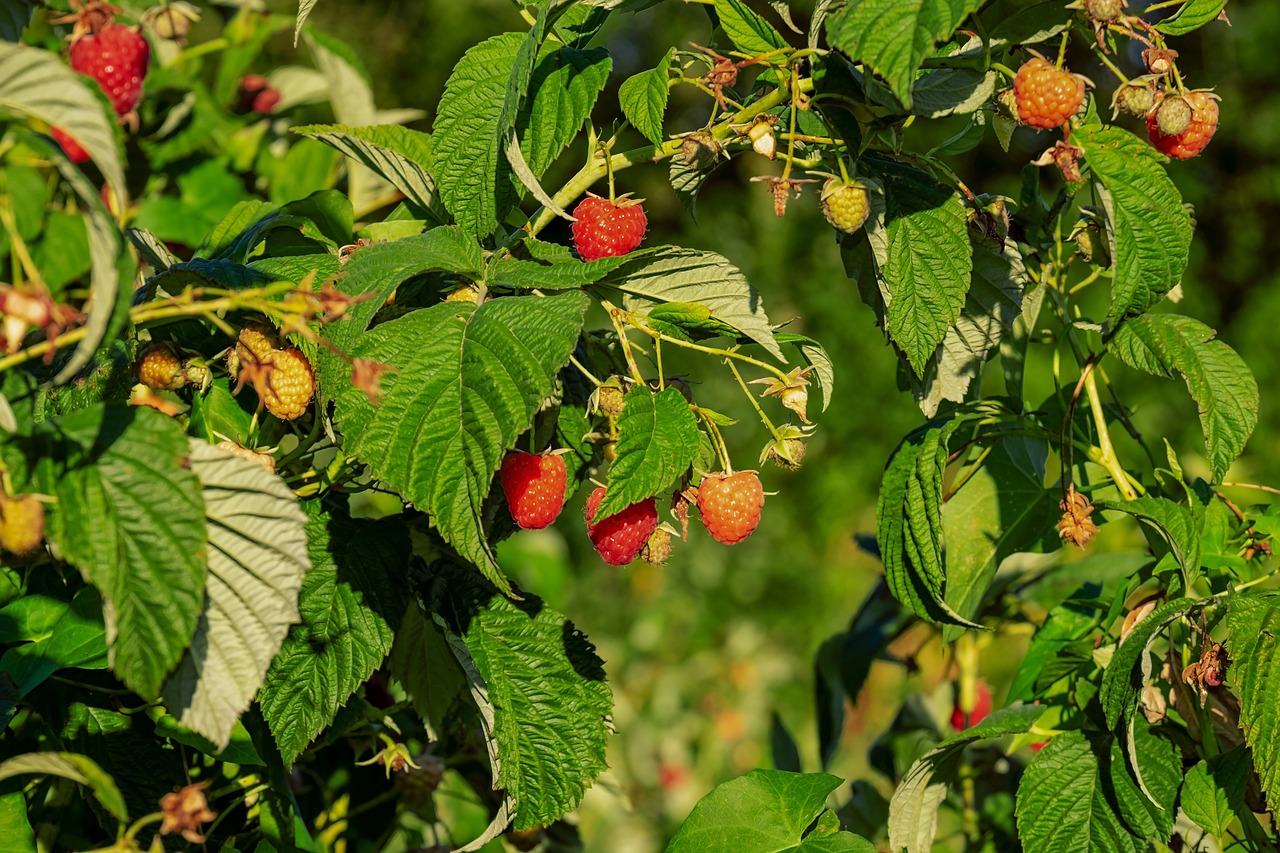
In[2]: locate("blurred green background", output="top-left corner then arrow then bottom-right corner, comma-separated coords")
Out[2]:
243,1 -> 1275,848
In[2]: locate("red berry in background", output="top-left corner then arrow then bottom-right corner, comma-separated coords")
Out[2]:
949,681 -> 993,732
570,194 -> 647,261
1147,90 -> 1219,159
500,451 -> 568,530
1013,57 -> 1085,130
696,471 -> 764,545
584,486 -> 657,566
50,127 -> 90,164
70,23 -> 151,117
237,74 -> 282,114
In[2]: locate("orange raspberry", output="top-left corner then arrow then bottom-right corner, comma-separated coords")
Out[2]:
1147,91 -> 1219,159
1013,58 -> 1086,130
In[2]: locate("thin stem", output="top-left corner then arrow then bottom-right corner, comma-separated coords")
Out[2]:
1094,49 -> 1130,85
621,311 -> 793,383
605,304 -> 645,385
1221,482 -> 1280,497
697,409 -> 733,474
724,356 -> 783,443
1085,368 -> 1138,499
1055,31 -> 1070,68
568,353 -> 603,387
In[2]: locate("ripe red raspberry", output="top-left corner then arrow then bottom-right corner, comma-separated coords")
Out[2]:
1013,58 -> 1085,130
949,681 -> 993,732
1147,91 -> 1219,159
51,127 -> 90,163
696,471 -> 764,545
584,486 -> 658,566
500,451 -> 568,529
70,23 -> 151,117
570,195 -> 646,262
237,74 -> 281,114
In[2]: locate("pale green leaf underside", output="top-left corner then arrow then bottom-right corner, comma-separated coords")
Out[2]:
594,387 -> 700,520
294,0 -> 318,45
618,50 -> 672,146
1110,313 -> 1258,482
293,124 -> 445,222
161,441 -> 309,751
1099,498 -> 1201,586
0,752 -> 127,824
1227,593 -> 1280,812
334,292 -> 589,588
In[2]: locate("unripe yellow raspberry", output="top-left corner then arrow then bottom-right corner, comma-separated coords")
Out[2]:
259,348 -> 315,421
137,342 -> 186,391
0,494 -> 44,555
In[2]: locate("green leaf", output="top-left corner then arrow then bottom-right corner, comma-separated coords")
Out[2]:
295,0 -> 318,45
825,0 -> 983,109
618,50 -> 672,146
1075,125 -> 1194,329
292,126 -> 436,225
259,509 -> 409,766
668,769 -> 875,853
1115,717 -> 1180,839
1015,732 -> 1145,853
595,247 -> 785,360
975,0 -> 1070,46
1227,593 -> 1280,812
911,68 -> 997,119
0,752 -> 127,824
0,791 -> 35,853
1181,760 -> 1233,839
1110,313 -> 1258,482
941,437 -> 1058,637
1100,597 -> 1195,731
1006,594 -> 1101,702
713,0 -> 790,55
386,602 -> 467,736
774,333 -> 834,413
0,588 -> 106,698
333,293 -> 588,589
864,158 -> 972,377
1099,498 -> 1201,586
0,1 -> 35,42
161,441 -> 309,750
522,46 -> 612,176
1156,0 -> 1227,36
36,406 -> 207,698
487,249 -> 627,291
430,563 -> 613,830
593,387 -> 699,520
889,706 -> 1043,853
151,712 -> 264,766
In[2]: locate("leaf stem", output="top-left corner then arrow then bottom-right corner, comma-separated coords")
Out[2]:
619,310 -> 793,383
1084,366 -> 1139,499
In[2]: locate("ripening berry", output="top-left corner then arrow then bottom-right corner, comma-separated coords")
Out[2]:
259,348 -> 315,421
500,451 -> 568,529
51,127 -> 90,163
69,23 -> 151,117
1082,0 -> 1126,23
1155,95 -> 1193,136
0,494 -> 44,555
949,681 -> 993,732
696,471 -> 764,545
820,177 -> 871,234
1013,58 -> 1086,130
136,342 -> 186,391
1147,91 -> 1219,159
585,486 -> 658,566
571,195 -> 647,262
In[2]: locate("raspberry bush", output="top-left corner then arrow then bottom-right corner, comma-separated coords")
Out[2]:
0,0 -> 1276,851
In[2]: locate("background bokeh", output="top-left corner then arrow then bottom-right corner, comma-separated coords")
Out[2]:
256,1 -> 1277,848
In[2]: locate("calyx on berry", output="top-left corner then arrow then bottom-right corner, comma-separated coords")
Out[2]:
750,366 -> 816,424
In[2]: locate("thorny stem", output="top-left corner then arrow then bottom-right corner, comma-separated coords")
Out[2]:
1094,49 -> 1130,85
779,67 -> 801,181
1055,31 -> 1069,68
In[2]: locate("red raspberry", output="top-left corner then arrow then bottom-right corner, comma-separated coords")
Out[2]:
237,74 -> 282,114
70,23 -> 151,117
1013,58 -> 1085,130
584,486 -> 657,566
570,195 -> 646,262
696,471 -> 764,545
500,451 -> 568,530
1147,91 -> 1219,160
51,127 -> 90,163
949,681 -> 993,732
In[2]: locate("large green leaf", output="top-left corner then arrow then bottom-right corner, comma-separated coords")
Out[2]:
161,441 -> 309,750
889,706 -> 1042,853
1227,593 -> 1280,811
669,769 -> 875,853
522,47 -> 611,176
0,792 -> 34,853
36,406 -> 206,698
0,588 -> 106,699
825,0 -> 983,109
595,247 -> 785,360
1181,749 -> 1251,840
430,563 -> 613,830
1098,498 -> 1201,587
1015,732 -> 1147,852
333,292 -> 589,589
1100,597 -> 1195,731
593,387 -> 699,520
259,509 -> 409,766
863,158 -> 972,377
293,124 -> 445,223
618,50 -> 672,145
713,0 -> 789,56
386,602 -> 467,736
1110,313 -> 1258,482
1075,125 -> 1194,329
0,752 -> 127,824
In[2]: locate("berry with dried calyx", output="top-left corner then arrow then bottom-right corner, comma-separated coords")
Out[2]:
1057,487 -> 1098,547
1081,0 -> 1126,23
570,194 -> 647,261
1147,90 -> 1219,159
593,377 -> 627,418
696,471 -> 764,545
1111,79 -> 1157,118
137,342 -> 186,391
0,494 -> 45,556
744,115 -> 779,159
1013,57 -> 1086,130
680,131 -> 724,171
1143,47 -> 1179,76
640,527 -> 673,566
69,22 -> 151,118
585,486 -> 658,566
750,367 -> 814,424
500,451 -> 568,530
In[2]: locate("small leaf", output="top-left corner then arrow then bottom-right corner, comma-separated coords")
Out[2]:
668,768 -> 875,852
1181,760 -> 1235,840
295,0 -> 318,45
161,441 -> 309,750
618,50 -> 672,146
773,333 -> 834,412
910,68 -> 997,119
1099,498 -> 1201,586
0,791 -> 35,853
1227,593 -> 1280,812
1110,313 -> 1258,482
0,588 -> 106,698
1075,125 -> 1194,329
713,0 -> 790,56
0,752 -> 127,824
593,387 -> 699,520
1156,0 -> 1228,36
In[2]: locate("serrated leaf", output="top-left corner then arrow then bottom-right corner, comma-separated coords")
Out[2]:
713,0 -> 790,56
1114,717 -> 1180,838
293,124 -> 446,223
1075,125 -> 1194,329
1099,498 -> 1201,587
976,0 -> 1070,46
1110,313 -> 1257,482
1100,597 -> 1195,731
825,0 -> 983,109
1015,732 -> 1145,853
333,293 -> 589,589
387,602 -> 467,736
161,441 -> 308,750
594,247 -> 785,360
522,46 -> 611,176
1227,593 -> 1280,812
0,752 -> 127,824
670,153 -> 727,222
889,706 -> 1042,853
910,68 -> 997,118
259,509 -> 409,766
1181,760 -> 1234,839
1156,0 -> 1227,36
669,769 -> 875,853
34,406 -> 206,698
295,0 -> 317,45
618,50 -> 672,146
864,158 -> 972,377
431,563 -> 612,830
593,387 -> 699,520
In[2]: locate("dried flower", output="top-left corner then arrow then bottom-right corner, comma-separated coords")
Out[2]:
159,782 -> 217,844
